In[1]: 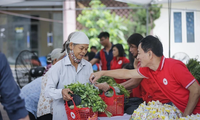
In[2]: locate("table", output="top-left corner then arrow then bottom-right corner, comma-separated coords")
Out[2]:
98,114 -> 131,120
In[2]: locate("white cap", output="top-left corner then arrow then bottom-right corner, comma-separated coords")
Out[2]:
50,48 -> 65,61
70,31 -> 89,44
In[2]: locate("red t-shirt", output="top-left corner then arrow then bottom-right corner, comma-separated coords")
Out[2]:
110,57 -> 142,98
110,57 -> 130,84
138,56 -> 200,114
137,61 -> 170,103
110,57 -> 130,70
140,78 -> 171,104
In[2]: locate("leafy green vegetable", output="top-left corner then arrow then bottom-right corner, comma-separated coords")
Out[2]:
97,76 -> 116,84
65,82 -> 112,117
186,58 -> 200,83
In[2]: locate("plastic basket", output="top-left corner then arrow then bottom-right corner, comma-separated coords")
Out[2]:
98,86 -> 124,117
65,99 -> 98,120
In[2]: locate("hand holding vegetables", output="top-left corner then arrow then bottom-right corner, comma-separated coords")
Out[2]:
62,88 -> 73,101
95,82 -> 110,92
65,82 -> 112,117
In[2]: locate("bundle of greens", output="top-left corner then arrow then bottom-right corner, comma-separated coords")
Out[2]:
186,58 -> 200,83
97,76 -> 130,98
65,82 -> 112,117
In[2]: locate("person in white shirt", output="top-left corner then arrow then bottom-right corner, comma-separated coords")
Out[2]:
37,48 -> 66,120
45,31 -> 110,120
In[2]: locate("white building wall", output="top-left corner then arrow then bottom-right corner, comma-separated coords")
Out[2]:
153,0 -> 200,61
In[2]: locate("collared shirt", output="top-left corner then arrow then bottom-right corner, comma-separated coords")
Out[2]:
137,61 -> 170,104
138,56 -> 200,114
37,71 -> 53,117
110,56 -> 130,70
45,55 -> 93,120
110,56 -> 130,84
20,77 -> 42,118
0,53 -> 28,120
95,47 -> 113,70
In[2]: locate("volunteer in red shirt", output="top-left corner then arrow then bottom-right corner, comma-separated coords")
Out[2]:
90,32 -> 113,70
90,35 -> 200,117
121,33 -> 170,104
110,44 -> 130,84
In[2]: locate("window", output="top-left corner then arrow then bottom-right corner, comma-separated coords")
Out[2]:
173,12 -> 182,43
186,12 -> 194,42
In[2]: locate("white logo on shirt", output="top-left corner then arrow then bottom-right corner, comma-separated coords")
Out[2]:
70,112 -> 76,119
118,60 -> 122,64
163,78 -> 168,85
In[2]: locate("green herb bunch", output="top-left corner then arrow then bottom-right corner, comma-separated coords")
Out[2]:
186,58 -> 200,83
65,82 -> 112,117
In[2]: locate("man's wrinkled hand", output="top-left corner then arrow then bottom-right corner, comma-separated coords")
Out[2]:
89,71 -> 104,83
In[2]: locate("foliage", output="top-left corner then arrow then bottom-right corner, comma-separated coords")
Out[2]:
186,59 -> 200,83
77,0 -> 128,52
124,4 -> 162,38
65,82 -> 112,117
97,76 -> 130,98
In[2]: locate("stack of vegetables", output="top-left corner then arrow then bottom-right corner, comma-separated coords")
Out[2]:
65,82 -> 112,117
97,76 -> 130,98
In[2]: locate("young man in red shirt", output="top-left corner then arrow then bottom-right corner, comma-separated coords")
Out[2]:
90,35 -> 200,117
90,32 -> 113,70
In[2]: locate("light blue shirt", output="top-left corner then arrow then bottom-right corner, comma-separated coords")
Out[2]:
20,77 -> 42,118
92,64 -> 98,71
45,55 -> 93,120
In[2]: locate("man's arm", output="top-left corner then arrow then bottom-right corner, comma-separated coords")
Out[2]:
0,53 -> 29,120
183,81 -> 200,117
90,51 -> 100,65
90,69 -> 144,83
120,78 -> 142,90
90,58 -> 99,65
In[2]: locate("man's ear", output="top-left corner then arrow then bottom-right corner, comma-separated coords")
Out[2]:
149,51 -> 153,59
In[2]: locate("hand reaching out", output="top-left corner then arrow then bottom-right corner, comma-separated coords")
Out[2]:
89,71 -> 104,83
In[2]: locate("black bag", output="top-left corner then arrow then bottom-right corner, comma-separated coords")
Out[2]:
67,94 -> 82,106
124,97 -> 143,115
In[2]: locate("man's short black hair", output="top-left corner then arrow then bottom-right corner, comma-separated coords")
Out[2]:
127,33 -> 143,47
140,35 -> 163,57
113,44 -> 125,57
98,32 -> 110,39
90,46 -> 97,50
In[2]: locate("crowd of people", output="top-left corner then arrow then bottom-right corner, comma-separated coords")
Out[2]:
0,31 -> 200,120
